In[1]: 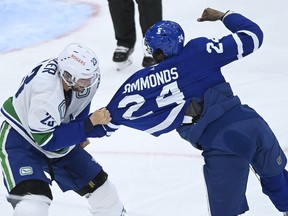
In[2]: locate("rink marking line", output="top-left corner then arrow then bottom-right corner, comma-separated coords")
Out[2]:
90,150 -> 202,159
90,146 -> 288,159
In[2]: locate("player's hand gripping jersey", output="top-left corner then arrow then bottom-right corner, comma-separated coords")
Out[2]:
0,58 -> 99,158
104,12 -> 263,137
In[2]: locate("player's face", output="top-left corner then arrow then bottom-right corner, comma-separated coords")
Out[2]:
62,70 -> 98,92
72,78 -> 93,92
143,39 -> 165,63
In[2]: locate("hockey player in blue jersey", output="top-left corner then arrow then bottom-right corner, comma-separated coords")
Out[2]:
0,43 -> 126,216
101,8 -> 288,216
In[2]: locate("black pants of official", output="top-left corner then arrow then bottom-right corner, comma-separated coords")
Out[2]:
108,0 -> 162,49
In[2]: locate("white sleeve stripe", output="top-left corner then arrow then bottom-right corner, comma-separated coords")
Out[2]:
29,127 -> 54,133
232,33 -> 244,59
232,30 -> 260,60
145,103 -> 185,134
238,30 -> 260,51
106,131 -> 114,136
107,122 -> 120,129
101,125 -> 107,132
39,134 -> 53,147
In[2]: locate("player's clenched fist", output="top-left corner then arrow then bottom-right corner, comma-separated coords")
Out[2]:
89,108 -> 112,126
197,8 -> 225,22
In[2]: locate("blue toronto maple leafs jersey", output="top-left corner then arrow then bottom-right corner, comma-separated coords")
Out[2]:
105,13 -> 263,137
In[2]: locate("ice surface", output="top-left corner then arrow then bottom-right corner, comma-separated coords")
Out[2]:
0,0 -> 288,215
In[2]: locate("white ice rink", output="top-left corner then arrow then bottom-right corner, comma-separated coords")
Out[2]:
1,0 -> 288,215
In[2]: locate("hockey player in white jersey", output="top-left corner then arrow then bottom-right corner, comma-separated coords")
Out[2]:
0,43 -> 126,216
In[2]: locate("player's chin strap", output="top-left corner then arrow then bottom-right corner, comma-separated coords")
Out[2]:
182,99 -> 204,125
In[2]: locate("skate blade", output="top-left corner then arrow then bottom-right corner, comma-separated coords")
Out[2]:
116,57 -> 133,71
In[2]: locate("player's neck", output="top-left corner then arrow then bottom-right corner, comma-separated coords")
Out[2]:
62,79 -> 70,92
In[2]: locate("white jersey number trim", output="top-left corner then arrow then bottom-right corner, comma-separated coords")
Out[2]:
118,81 -> 185,134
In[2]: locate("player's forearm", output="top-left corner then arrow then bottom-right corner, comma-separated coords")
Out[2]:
40,120 -> 87,151
40,117 -> 108,151
85,124 -> 107,138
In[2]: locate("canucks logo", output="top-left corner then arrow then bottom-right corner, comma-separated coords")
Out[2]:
76,88 -> 90,98
19,166 -> 33,176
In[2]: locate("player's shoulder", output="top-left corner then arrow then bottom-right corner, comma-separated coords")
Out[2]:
39,58 -> 59,78
184,38 -> 209,51
32,63 -> 64,110
180,38 -> 216,62
33,59 -> 61,89
30,90 -> 64,126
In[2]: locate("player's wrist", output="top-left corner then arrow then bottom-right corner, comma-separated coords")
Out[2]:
221,10 -> 234,21
84,117 -> 94,133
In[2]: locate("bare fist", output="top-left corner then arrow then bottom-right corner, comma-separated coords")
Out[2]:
197,8 -> 225,22
89,108 -> 112,126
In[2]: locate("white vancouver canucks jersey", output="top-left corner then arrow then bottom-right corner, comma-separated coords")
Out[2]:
1,58 -> 97,158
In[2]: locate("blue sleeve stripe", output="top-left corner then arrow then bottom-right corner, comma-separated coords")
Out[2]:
232,33 -> 244,59
238,30 -> 260,51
